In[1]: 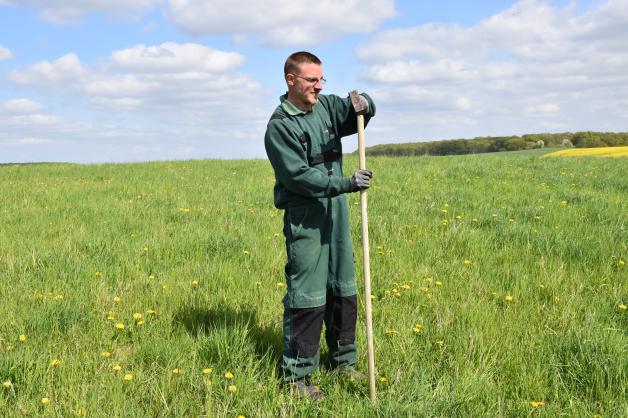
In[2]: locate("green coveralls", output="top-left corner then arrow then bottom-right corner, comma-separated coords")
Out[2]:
264,92 -> 376,381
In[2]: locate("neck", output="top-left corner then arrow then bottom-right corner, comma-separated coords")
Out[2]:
287,93 -> 313,112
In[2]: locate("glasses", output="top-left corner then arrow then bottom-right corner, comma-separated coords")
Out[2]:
291,74 -> 327,85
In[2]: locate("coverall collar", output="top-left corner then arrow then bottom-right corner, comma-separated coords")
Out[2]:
280,93 -> 309,116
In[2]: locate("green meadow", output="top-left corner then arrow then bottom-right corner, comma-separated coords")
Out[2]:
1,150 -> 626,417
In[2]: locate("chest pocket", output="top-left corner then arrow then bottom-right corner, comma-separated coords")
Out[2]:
297,130 -> 341,167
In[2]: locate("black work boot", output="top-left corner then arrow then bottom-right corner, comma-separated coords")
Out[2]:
288,376 -> 326,401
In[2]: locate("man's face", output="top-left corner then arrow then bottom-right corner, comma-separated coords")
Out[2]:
287,62 -> 324,109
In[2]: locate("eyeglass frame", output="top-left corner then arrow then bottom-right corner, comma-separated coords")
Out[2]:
290,74 -> 327,85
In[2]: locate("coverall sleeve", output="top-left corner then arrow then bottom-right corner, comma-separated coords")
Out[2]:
265,119 -> 353,198
324,93 -> 376,138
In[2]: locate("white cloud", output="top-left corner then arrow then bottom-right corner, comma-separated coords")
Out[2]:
108,43 -> 244,73
3,99 -> 43,114
166,0 -> 396,46
9,53 -> 85,87
0,45 -> 13,61
0,0 -> 161,24
4,42 -> 268,162
356,0 -> 628,141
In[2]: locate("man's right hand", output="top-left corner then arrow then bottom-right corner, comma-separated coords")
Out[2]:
349,169 -> 373,192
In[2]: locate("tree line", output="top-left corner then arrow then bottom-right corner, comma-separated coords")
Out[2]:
360,131 -> 628,157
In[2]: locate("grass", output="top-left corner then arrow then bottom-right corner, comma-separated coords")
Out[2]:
0,151 -> 626,417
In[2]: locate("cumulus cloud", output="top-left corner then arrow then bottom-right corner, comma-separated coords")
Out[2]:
3,99 -> 43,114
356,0 -> 628,141
4,42 -> 268,162
0,0 -> 161,23
0,45 -> 13,60
166,0 -> 396,46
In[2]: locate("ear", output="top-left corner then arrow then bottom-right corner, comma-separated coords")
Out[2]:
286,74 -> 295,87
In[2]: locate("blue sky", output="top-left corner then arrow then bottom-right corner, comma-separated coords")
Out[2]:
1,0 -> 624,163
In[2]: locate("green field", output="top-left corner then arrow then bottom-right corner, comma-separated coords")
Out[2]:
1,150 -> 626,417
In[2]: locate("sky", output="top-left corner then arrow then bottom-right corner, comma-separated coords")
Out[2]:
1,0 -> 626,163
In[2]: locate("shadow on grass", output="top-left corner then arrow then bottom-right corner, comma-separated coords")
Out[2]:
173,304 -> 282,362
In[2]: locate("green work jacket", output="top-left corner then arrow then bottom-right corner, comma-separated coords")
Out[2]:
264,93 -> 376,209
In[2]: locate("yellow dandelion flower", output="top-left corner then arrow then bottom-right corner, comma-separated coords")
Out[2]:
504,295 -> 513,302
41,397 -> 50,405
113,296 -> 121,303
147,309 -> 157,315
102,351 -> 111,358
225,371 -> 234,379
136,320 -> 144,326
243,250 -> 250,255
413,324 -> 423,333
2,380 -> 12,389
455,215 -> 462,220
619,304 -> 627,311
179,207 -> 190,212
50,358 -> 61,366
441,219 -> 448,225
123,373 -> 133,381
464,259 -> 472,265
255,281 -> 262,287
554,296 -> 560,303
115,322 -> 125,330
202,368 -> 212,375
95,271 -> 102,277
133,313 -> 143,320
237,415 -> 245,418
529,401 -> 544,407
379,377 -> 388,383
560,200 -> 568,205
143,245 -> 149,251
191,280 -> 199,286
172,368 -> 181,375
18,334 -> 27,342
619,259 -> 625,267
277,282 -> 284,288
435,281 -> 443,286
148,274 -> 155,279
472,218 -> 478,223
539,284 -> 545,289
401,284 -> 411,290
228,384 -> 237,393
112,364 -> 122,371
491,213 -> 497,218
54,294 -> 64,300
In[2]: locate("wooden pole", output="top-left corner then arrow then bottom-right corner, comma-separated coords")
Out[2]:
357,113 -> 376,402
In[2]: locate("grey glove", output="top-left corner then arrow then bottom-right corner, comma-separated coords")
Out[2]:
349,169 -> 373,192
355,94 -> 369,115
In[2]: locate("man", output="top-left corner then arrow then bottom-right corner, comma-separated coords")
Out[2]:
264,51 -> 376,400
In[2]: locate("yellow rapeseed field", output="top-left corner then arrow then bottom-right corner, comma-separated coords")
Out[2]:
544,146 -> 628,158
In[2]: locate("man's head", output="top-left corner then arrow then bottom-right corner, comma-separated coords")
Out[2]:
284,51 -> 325,111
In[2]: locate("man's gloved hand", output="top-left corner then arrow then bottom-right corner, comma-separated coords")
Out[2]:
355,94 -> 369,115
349,169 -> 373,192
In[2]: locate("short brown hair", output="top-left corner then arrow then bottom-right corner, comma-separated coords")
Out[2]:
284,51 -> 322,76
